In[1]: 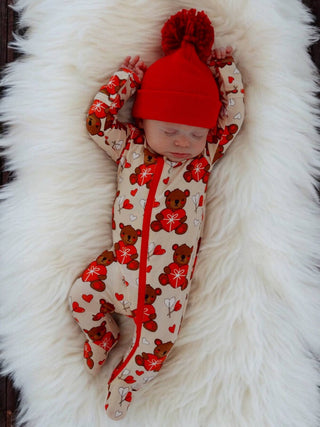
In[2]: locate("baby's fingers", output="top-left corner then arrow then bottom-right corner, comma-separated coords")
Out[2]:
136,59 -> 147,72
225,46 -> 233,56
212,46 -> 233,59
120,55 -> 146,80
214,47 -> 226,59
121,56 -> 131,69
129,55 -> 140,67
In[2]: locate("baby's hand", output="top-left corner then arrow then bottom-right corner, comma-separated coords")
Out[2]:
212,46 -> 233,60
121,55 -> 147,81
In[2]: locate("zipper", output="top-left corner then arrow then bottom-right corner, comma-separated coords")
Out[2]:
109,156 -> 164,383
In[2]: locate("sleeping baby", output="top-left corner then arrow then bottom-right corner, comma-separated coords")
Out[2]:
69,7 -> 244,420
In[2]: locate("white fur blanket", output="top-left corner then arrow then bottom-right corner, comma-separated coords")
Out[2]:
1,0 -> 320,426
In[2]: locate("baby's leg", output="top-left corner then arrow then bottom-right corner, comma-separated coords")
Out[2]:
105,289 -> 186,420
69,275 -> 120,375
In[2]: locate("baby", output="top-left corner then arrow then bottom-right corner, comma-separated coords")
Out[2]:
69,8 -> 244,420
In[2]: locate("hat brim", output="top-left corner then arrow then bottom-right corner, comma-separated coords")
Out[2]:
133,89 -> 221,128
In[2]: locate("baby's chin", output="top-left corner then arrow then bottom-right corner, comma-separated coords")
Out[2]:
165,152 -> 193,162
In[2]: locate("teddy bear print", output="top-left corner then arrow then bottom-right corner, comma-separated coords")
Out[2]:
183,156 -> 210,184
129,148 -> 158,188
114,224 -> 141,270
135,339 -> 174,372
86,97 -> 113,135
209,124 -> 239,146
151,189 -> 189,234
100,74 -> 127,96
130,127 -> 144,145
92,299 -> 116,321
159,244 -> 193,290
84,320 -> 119,352
86,113 -> 103,136
87,110 -> 123,138
81,250 -> 116,292
132,284 -> 162,332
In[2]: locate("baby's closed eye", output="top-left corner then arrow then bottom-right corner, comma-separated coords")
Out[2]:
163,129 -> 178,136
191,133 -> 206,140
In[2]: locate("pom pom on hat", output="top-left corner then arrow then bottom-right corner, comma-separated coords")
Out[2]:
161,8 -> 214,63
132,8 -> 221,129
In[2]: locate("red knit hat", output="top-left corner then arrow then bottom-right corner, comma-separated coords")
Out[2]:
132,9 -> 221,129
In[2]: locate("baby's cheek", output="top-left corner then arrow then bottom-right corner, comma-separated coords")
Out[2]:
195,139 -> 207,155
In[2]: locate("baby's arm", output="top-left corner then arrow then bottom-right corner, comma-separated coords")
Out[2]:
207,47 -> 245,164
86,56 -> 146,162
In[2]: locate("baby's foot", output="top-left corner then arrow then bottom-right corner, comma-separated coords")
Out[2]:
84,317 -> 120,375
84,332 -> 120,375
105,380 -> 136,420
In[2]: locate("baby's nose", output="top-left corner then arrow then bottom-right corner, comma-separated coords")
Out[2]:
174,134 -> 190,147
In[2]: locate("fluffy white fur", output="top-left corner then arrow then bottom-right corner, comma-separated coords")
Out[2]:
1,0 -> 320,426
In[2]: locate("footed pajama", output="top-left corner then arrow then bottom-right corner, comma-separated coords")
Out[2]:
69,58 -> 244,420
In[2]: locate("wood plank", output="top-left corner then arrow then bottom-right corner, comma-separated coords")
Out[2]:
303,0 -> 320,70
1,0 -> 16,188
0,375 -> 6,426
0,375 -> 18,427
6,3 -> 17,64
6,378 -> 18,427
0,0 -> 8,67
1,4 -> 20,425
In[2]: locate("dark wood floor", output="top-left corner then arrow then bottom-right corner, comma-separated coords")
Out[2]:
0,1 -> 320,426
1,2 -> 23,426
306,0 -> 320,69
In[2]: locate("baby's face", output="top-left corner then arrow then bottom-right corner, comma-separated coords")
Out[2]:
142,120 -> 209,162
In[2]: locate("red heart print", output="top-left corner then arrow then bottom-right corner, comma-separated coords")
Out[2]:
115,293 -> 124,301
130,188 -> 138,196
146,265 -> 152,273
82,294 -> 93,303
174,300 -> 182,311
241,88 -> 245,93
121,87 -> 127,94
169,325 -> 176,333
163,177 -> 169,184
124,375 -> 136,384
99,359 -> 106,365
125,392 -> 132,402
228,76 -> 234,83
123,199 -> 133,209
153,245 -> 166,255
125,162 -> 131,168
153,201 -> 160,208
136,370 -> 144,376
72,302 -> 85,313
